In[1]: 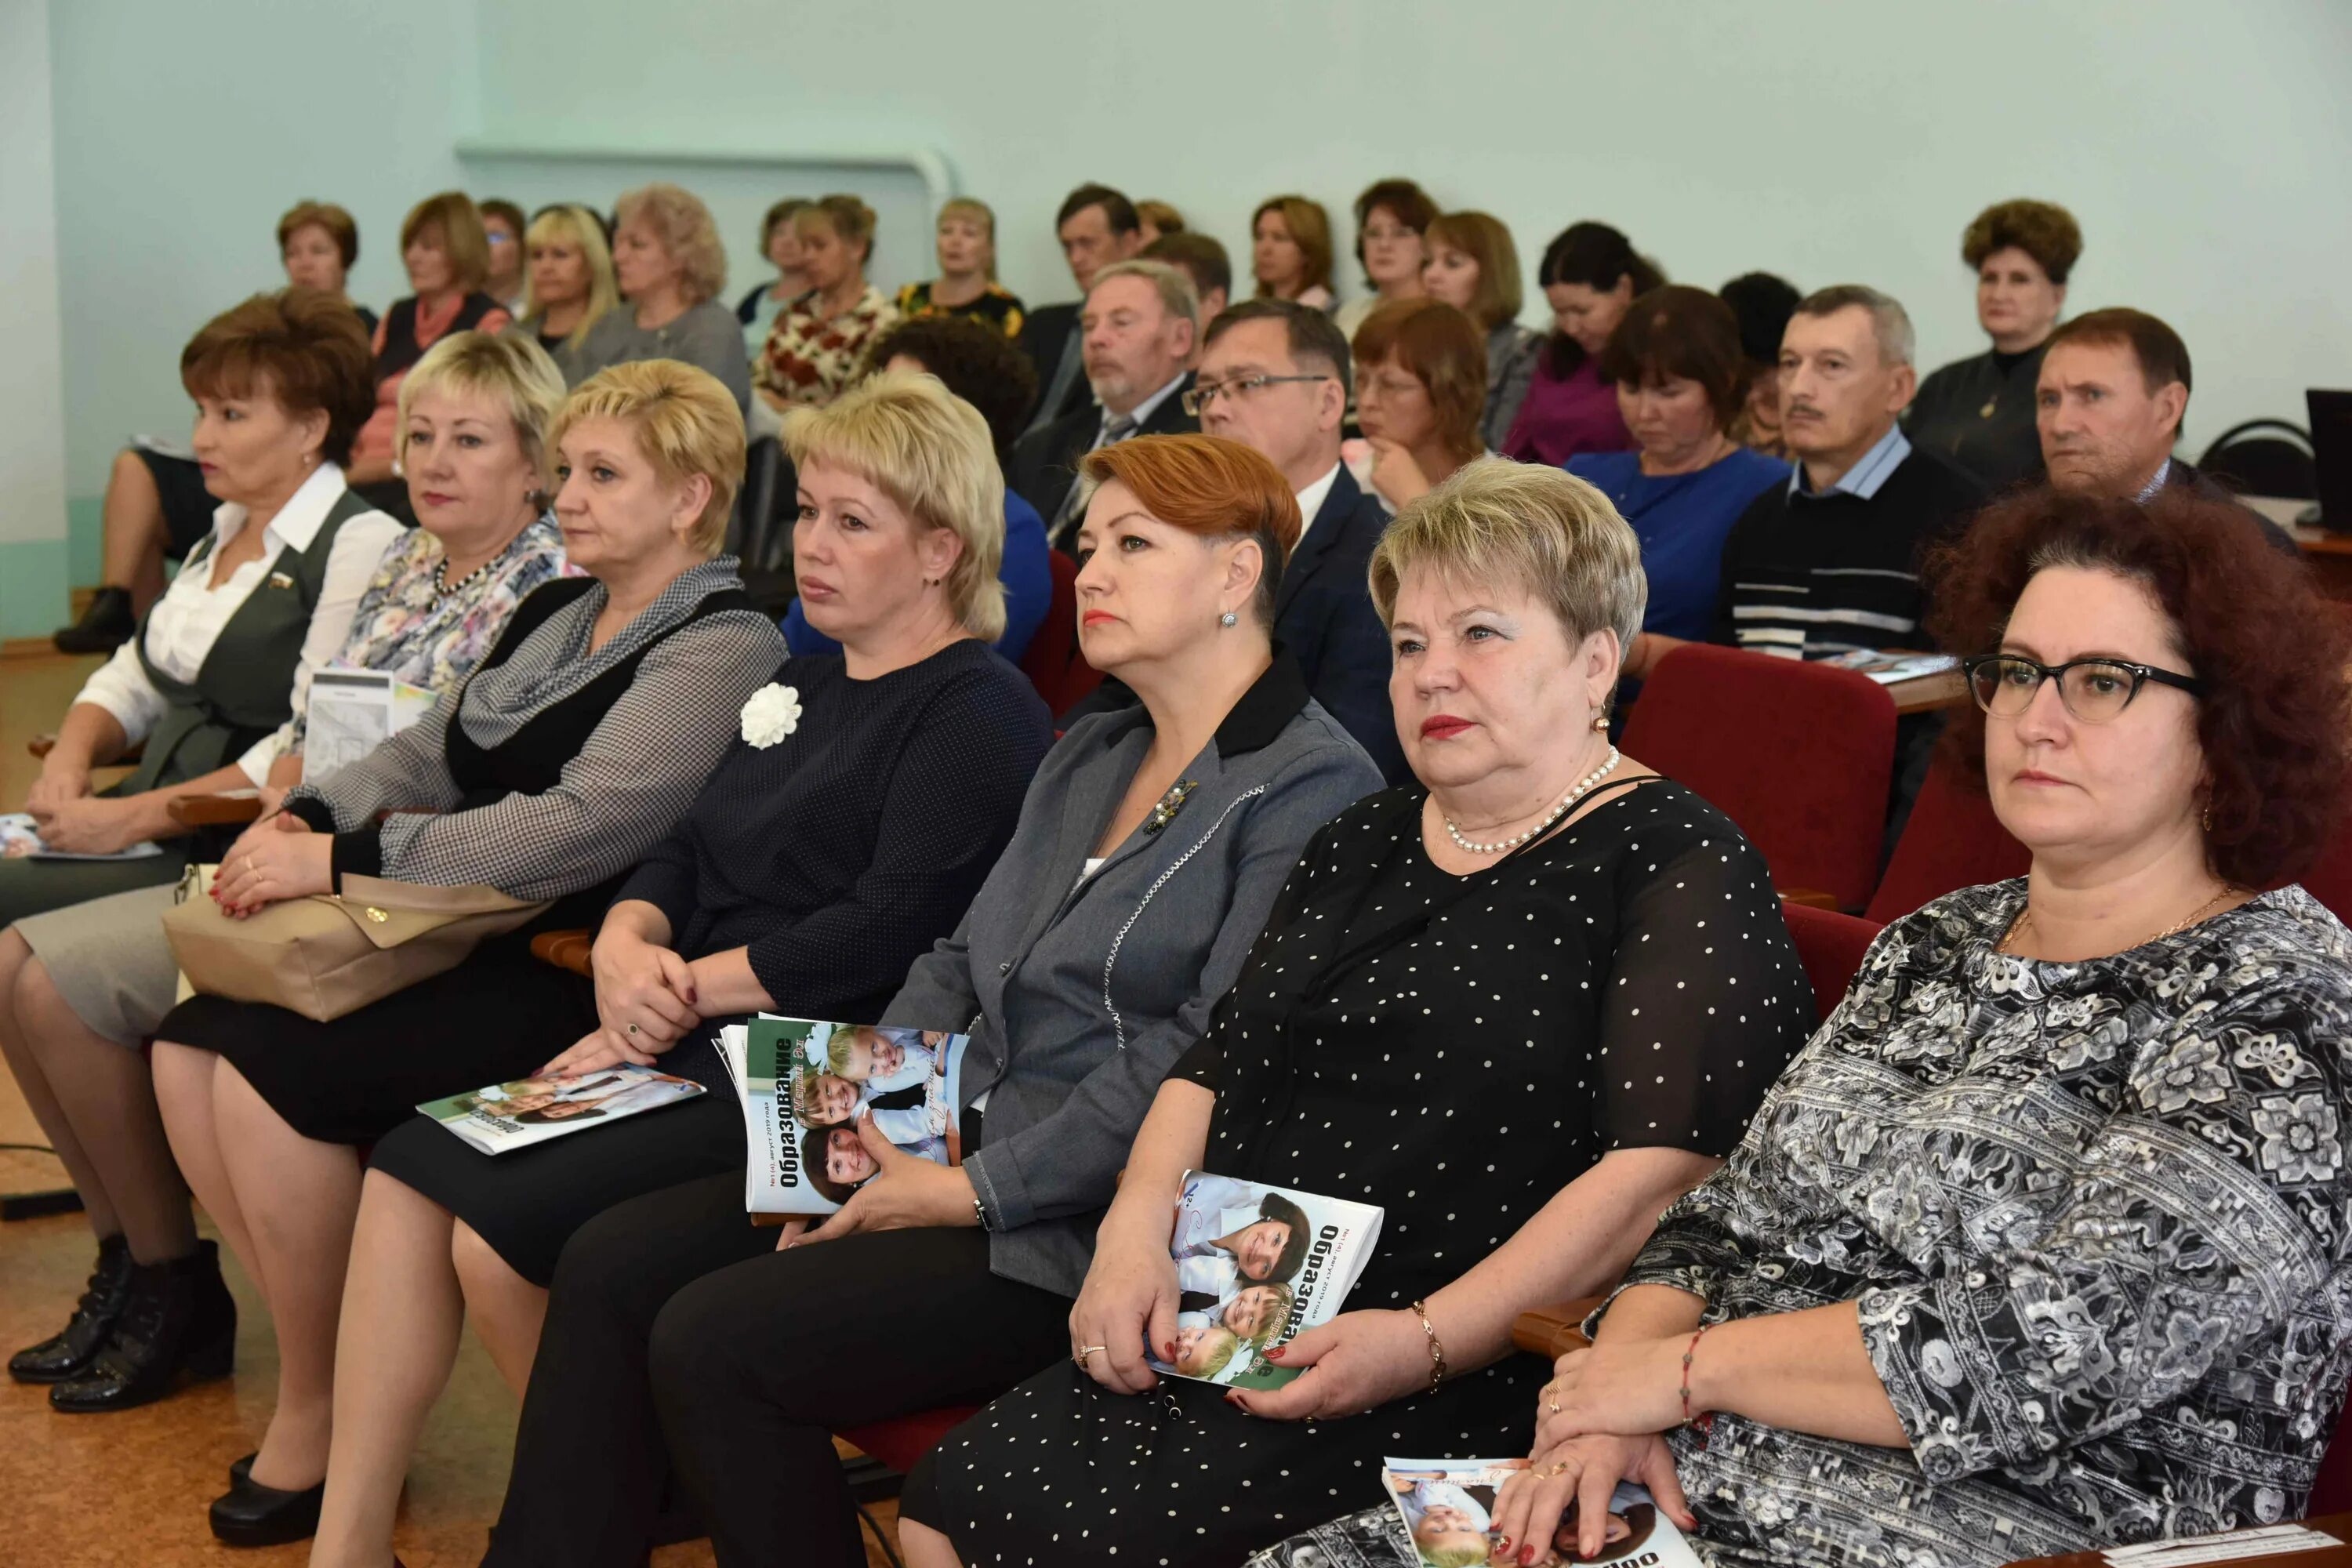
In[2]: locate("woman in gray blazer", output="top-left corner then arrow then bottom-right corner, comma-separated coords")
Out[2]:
481,434 -> 1384,1568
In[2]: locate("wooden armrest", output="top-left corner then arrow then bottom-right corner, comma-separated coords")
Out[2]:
29,735 -> 56,760
1778,888 -> 1841,909
1512,1295 -> 1609,1359
529,929 -> 594,977
167,793 -> 264,829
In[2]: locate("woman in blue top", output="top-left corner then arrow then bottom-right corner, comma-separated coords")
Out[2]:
1566,286 -> 1789,705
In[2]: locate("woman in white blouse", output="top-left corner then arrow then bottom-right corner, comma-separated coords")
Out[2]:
3,289 -> 399,924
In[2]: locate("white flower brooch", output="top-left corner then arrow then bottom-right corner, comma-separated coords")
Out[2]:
740,683 -> 803,749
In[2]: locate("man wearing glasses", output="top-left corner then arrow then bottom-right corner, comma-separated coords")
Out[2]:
1191,300 -> 1403,781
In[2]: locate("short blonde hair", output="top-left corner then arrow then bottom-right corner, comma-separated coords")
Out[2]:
399,191 -> 492,294
397,330 -> 569,494
784,372 -> 1007,641
550,360 -> 745,555
613,183 -> 728,307
1369,457 -> 1646,656
521,205 -> 620,350
936,197 -> 998,280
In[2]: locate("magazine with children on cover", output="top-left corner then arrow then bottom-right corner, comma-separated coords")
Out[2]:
1146,1171 -> 1383,1390
1381,1463 -> 1703,1568
417,1065 -> 705,1155
718,1016 -> 970,1218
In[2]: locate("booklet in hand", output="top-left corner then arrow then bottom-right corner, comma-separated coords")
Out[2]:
418,1065 -> 704,1155
1145,1171 -> 1383,1389
717,1016 -> 969,1219
2,812 -> 166,862
1381,1464 -> 1703,1568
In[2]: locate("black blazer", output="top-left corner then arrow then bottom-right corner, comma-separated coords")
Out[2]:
1007,377 -> 1200,549
1276,466 -> 1405,784
1013,301 -> 1090,430
2162,458 -> 2302,557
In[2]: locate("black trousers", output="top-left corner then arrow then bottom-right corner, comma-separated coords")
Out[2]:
483,1171 -> 1070,1568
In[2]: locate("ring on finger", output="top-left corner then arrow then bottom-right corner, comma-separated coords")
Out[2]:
1537,1459 -> 1571,1478
1073,1344 -> 1108,1370
627,1023 -> 641,1036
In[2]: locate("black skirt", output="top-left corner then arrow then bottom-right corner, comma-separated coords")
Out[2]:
365,1025 -> 746,1286
156,936 -> 600,1145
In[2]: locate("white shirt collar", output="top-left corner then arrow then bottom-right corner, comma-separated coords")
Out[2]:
2134,456 -> 2173,503
209,461 -> 351,551
1293,462 -> 1343,545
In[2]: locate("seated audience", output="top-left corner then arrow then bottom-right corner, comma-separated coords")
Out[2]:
55,200 -> 380,652
1251,194 -> 1338,313
1501,222 -> 1660,466
1334,176 -> 1438,340
1707,285 -> 1986,659
734,197 -> 811,359
478,198 -> 528,316
1719,270 -> 1800,459
1457,488 -> 2352,1568
143,360 -> 784,1546
1421,210 -> 1541,451
478,434 -> 1382,1567
1142,230 -> 1232,334
1017,183 -> 1144,434
896,458 -> 1810,1568
1136,198 -> 1185,245
575,183 -> 751,413
782,314 -> 1052,661
0,331 -> 569,1414
1908,198 -> 2082,492
1190,299 -> 1404,780
306,373 -> 1054,1566
1349,297 -> 1486,511
1006,259 -> 1200,547
2037,307 -> 2298,552
755,193 -> 900,412
896,198 -> 1025,338
508,202 -> 619,383
5,290 -> 400,927
348,192 -> 514,511
1567,286 -> 1791,684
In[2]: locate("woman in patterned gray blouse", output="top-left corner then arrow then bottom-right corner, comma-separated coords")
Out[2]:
1264,488 -> 2352,1568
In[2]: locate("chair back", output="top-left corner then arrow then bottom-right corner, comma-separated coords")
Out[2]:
1623,644 -> 1898,909
1865,757 -> 2032,925
2292,809 -> 2352,927
1778,901 -> 1883,1025
2198,419 -> 2317,501
1017,549 -> 1103,717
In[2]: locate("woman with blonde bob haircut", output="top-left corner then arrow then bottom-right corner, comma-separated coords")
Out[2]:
512,203 -> 621,379
578,184 -> 751,412
146,356 -> 783,1548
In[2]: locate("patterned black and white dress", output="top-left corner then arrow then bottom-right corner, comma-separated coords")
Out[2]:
1259,880 -> 2352,1568
899,780 -> 1812,1565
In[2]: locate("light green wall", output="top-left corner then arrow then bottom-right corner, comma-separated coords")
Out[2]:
3,1 -> 69,638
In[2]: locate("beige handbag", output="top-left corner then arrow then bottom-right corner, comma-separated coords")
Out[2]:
162,864 -> 549,1023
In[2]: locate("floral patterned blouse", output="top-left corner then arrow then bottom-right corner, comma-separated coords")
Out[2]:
239,515 -> 571,780
892,279 -> 1026,339
1619,879 -> 2352,1567
755,284 -> 900,408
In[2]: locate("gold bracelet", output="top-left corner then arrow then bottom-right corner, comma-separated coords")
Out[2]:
1408,1298 -> 1446,1395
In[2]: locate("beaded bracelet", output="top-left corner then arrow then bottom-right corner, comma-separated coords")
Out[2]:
1408,1299 -> 1447,1395
1680,1323 -> 1715,1446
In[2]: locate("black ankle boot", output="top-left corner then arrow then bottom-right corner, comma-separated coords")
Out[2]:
9,1234 -> 133,1384
48,1239 -> 237,1413
209,1467 -> 325,1547
53,586 -> 137,655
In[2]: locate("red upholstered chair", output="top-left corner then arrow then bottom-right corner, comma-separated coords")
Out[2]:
1017,549 -> 1103,719
1621,644 -> 1899,911
1864,757 -> 2031,926
2295,811 -> 2352,927
837,1405 -> 984,1475
1777,901 -> 1886,1026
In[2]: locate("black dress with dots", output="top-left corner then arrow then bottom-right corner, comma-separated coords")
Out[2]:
899,779 -> 1813,1566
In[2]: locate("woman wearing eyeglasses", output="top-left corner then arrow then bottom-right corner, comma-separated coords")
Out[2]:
1279,487 -> 2352,1568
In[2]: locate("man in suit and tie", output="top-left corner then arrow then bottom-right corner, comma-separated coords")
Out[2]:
1006,259 -> 1201,546
1016,183 -> 1145,435
1194,300 -> 1406,781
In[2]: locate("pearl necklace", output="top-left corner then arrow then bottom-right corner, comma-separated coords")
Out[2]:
1443,746 -> 1621,856
433,554 -> 496,599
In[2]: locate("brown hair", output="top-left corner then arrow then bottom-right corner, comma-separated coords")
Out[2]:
477,198 -> 526,240
277,201 -> 358,270
795,193 -> 880,268
1351,299 -> 1487,463
1962,198 -> 2084,285
1141,232 -> 1231,312
2045,307 -> 2192,401
1352,177 -> 1439,279
1136,199 -> 1185,236
1597,285 -> 1748,429
180,290 -> 376,467
398,191 -> 492,293
1423,211 -> 1522,331
1077,434 -> 1301,630
615,183 -> 729,307
1928,488 -> 2352,889
1251,195 -> 1334,299
760,198 -> 813,249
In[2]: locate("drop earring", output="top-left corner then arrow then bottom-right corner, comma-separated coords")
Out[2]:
1590,713 -> 1609,732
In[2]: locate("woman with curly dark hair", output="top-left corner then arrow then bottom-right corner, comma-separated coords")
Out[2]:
1269,487 -> 2352,1568
1907,198 -> 2084,493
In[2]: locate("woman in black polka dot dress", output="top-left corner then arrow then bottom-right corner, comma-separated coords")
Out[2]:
896,461 -> 1813,1567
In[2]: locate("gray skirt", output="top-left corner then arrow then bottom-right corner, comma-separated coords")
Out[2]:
14,882 -> 184,1047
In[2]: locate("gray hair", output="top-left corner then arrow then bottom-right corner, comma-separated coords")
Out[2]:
1087,258 -> 1201,337
1792,283 -> 1915,368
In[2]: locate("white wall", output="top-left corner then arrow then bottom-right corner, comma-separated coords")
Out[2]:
1,0 -> 71,637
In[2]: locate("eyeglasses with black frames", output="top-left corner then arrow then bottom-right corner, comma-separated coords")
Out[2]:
1960,653 -> 2205,724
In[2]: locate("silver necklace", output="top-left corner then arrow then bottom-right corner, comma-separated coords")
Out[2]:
1444,746 -> 1621,856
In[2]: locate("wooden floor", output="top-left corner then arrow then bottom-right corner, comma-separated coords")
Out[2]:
0,648 -> 903,1566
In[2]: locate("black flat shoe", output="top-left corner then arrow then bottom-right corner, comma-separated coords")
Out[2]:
53,586 -> 137,655
49,1240 -> 236,1414
9,1235 -> 132,1384
208,1468 -> 325,1547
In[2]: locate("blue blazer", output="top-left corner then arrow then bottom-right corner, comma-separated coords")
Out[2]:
1276,466 -> 1406,783
779,490 -> 1053,662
